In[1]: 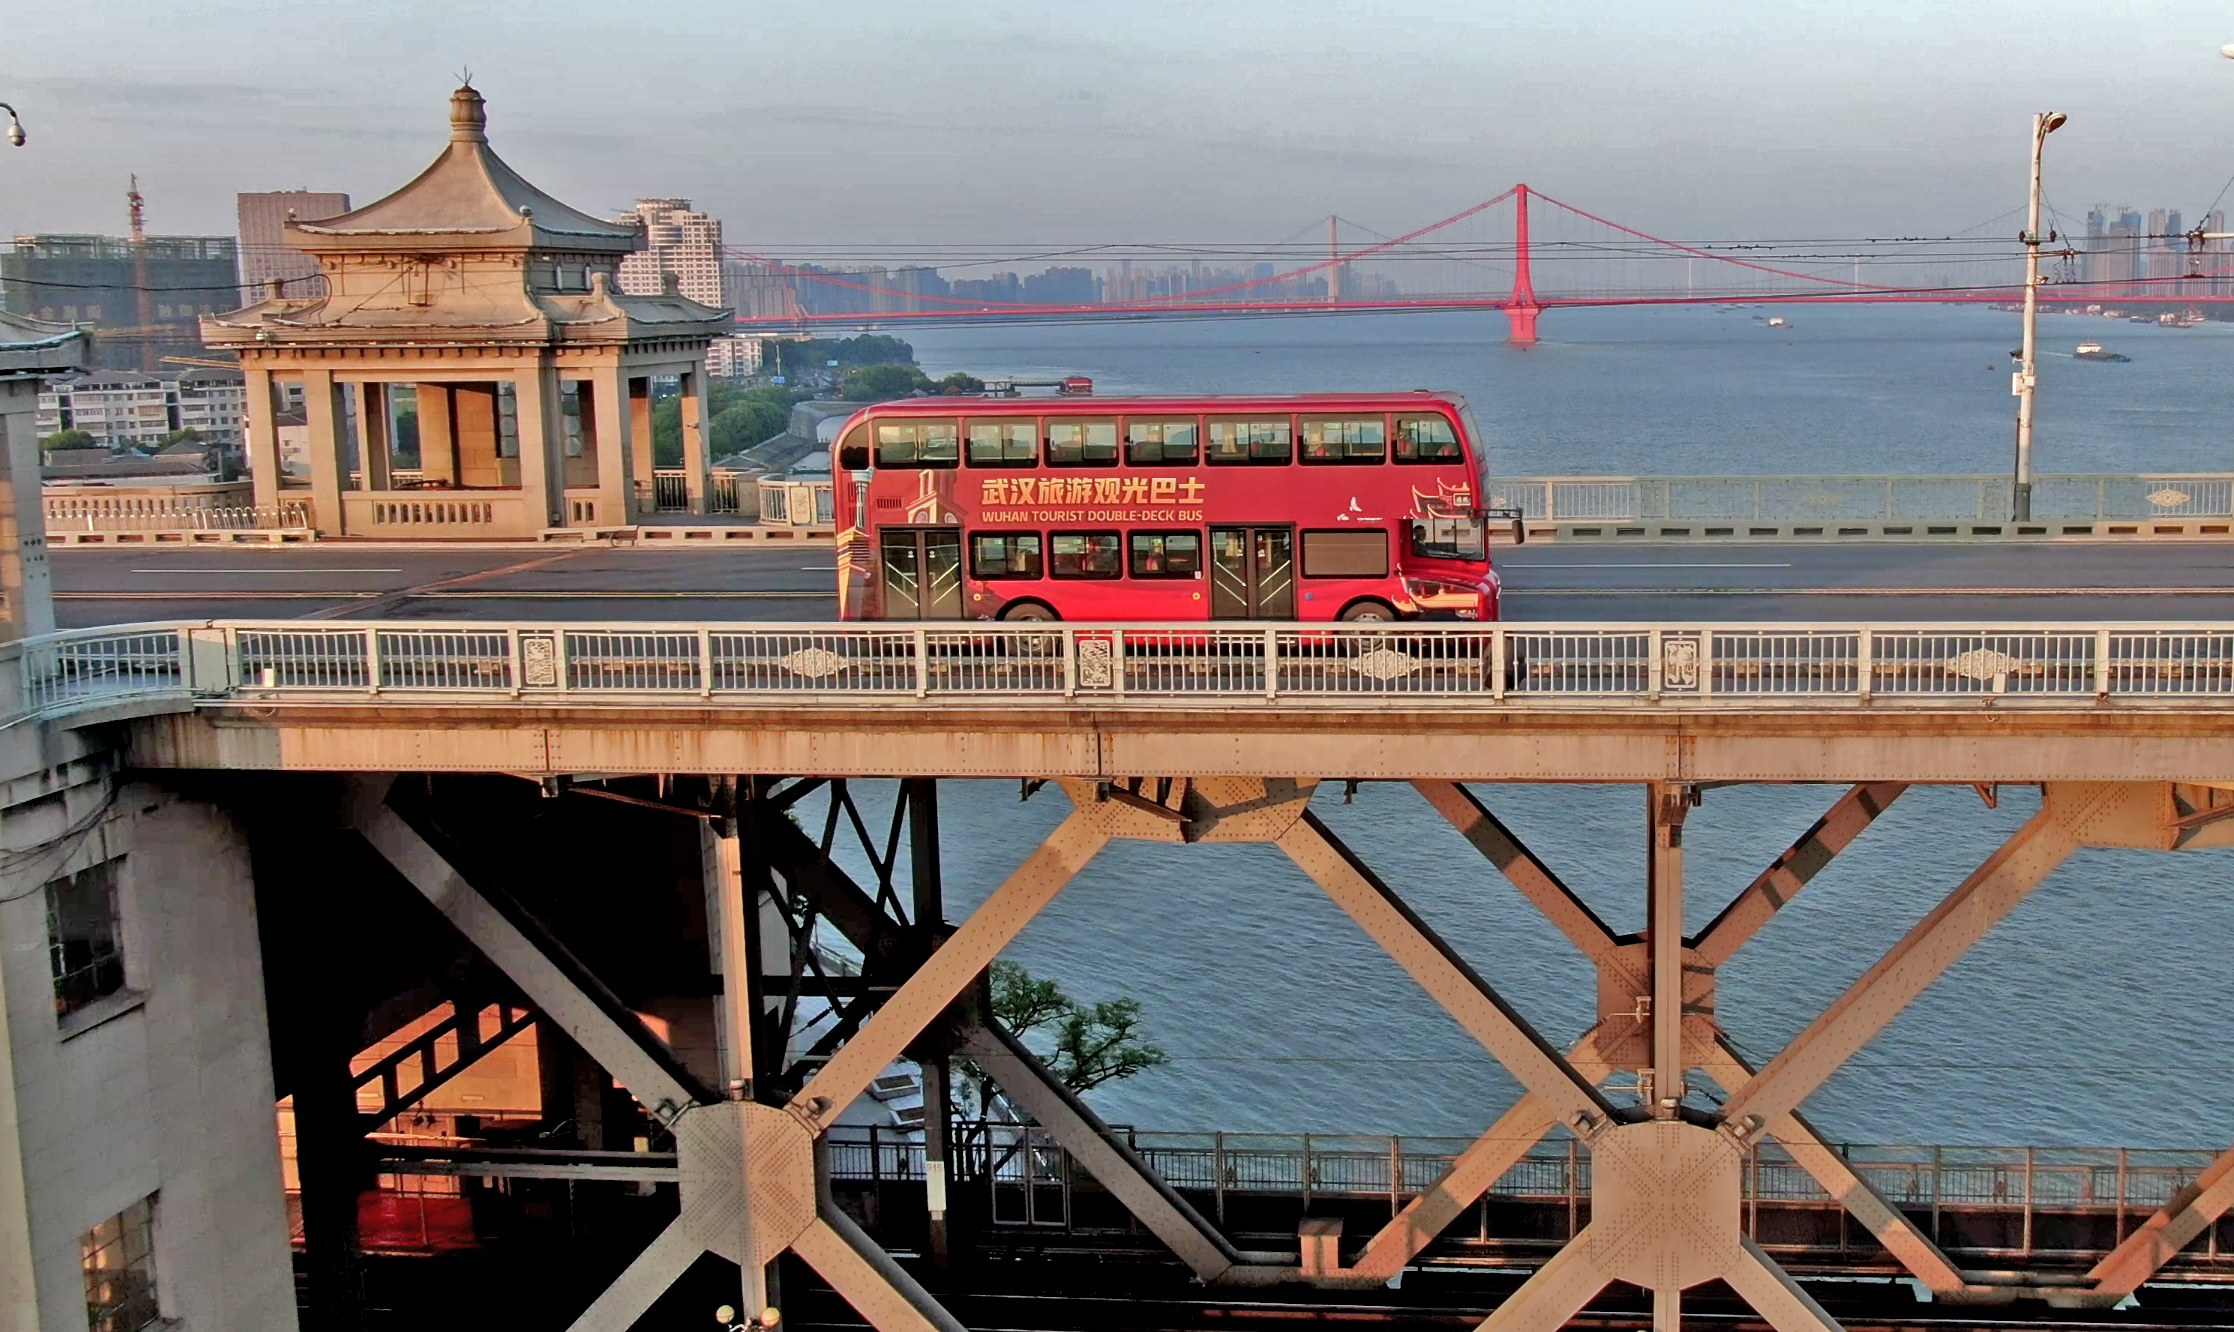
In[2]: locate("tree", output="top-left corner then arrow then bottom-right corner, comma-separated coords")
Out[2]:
155,428 -> 204,448
936,372 -> 985,395
839,363 -> 933,402
39,429 -> 96,452
986,959 -> 1169,1095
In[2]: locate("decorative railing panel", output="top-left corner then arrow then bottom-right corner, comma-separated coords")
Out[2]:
19,619 -> 2234,721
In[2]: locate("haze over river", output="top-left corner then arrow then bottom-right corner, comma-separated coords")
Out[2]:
799,306 -> 2234,1150
909,302 -> 2234,478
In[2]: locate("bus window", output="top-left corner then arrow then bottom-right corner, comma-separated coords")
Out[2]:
1301,416 -> 1387,464
1394,414 -> 1464,463
1302,529 -> 1389,577
967,420 -> 1038,467
1050,532 -> 1122,577
1046,419 -> 1118,466
1410,514 -> 1487,561
971,532 -> 1044,578
876,420 -> 960,467
1129,531 -> 1202,578
1206,417 -> 1292,465
1126,419 -> 1199,466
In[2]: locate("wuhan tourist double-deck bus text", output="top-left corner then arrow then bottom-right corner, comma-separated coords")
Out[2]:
831,390 -> 1520,625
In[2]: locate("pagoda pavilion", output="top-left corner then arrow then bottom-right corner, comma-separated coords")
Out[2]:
203,86 -> 731,538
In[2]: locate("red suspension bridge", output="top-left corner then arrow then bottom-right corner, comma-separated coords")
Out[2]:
727,184 -> 2234,342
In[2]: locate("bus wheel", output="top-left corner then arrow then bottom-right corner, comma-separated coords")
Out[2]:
1000,601 -> 1059,657
1338,599 -> 1399,623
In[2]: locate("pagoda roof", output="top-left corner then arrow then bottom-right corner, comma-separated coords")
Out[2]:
0,310 -> 89,381
285,87 -> 642,255
202,271 -> 730,349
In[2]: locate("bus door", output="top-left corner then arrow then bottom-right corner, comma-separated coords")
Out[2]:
880,528 -> 964,619
1209,526 -> 1294,619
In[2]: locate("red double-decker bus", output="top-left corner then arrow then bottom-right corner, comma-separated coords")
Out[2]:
831,391 -> 1515,623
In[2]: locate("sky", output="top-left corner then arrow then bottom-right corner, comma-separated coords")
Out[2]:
7,1 -> 2234,264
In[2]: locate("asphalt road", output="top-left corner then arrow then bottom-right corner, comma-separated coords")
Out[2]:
48,540 -> 2234,628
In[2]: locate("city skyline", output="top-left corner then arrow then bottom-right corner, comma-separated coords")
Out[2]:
8,1 -> 2234,252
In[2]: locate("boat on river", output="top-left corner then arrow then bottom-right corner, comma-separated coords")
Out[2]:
2074,341 -> 2129,362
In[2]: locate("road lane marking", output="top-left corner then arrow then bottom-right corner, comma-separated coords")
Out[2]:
412,590 -> 830,599
1501,562 -> 1793,569
298,549 -> 593,620
1504,586 -> 2234,596
128,567 -> 403,575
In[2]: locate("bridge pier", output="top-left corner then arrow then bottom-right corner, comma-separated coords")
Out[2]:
1504,304 -> 1541,343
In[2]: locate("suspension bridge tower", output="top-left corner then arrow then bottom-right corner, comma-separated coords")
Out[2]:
1506,183 -> 1541,343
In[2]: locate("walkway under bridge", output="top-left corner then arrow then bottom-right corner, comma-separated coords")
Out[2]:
9,617 -> 2234,1332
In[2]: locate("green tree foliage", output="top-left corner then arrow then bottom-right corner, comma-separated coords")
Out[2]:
838,363 -> 933,402
767,334 -> 916,380
936,371 -> 986,395
39,429 -> 97,451
988,960 -> 1169,1094
390,407 -> 421,466
651,381 -> 808,466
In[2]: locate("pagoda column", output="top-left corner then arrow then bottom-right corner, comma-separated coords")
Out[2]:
513,360 -> 562,532
301,367 -> 346,536
243,366 -> 281,511
680,370 -> 710,515
360,383 -> 392,491
629,377 -> 654,515
588,366 -> 634,527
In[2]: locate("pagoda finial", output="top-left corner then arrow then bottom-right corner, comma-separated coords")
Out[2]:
449,83 -> 487,144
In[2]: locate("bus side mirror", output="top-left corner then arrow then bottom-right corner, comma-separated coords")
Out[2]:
837,444 -> 870,471
1510,518 -> 1526,546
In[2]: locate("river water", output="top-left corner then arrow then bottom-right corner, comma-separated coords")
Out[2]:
801,305 -> 2234,1150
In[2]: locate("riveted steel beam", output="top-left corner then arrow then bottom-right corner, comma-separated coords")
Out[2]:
960,1022 -> 1243,1282
1694,783 -> 1908,967
1329,1029 -> 1617,1286
1718,800 -> 2089,1134
1276,810 -> 1613,1127
2086,1144 -> 2234,1298
792,810 -> 1108,1132
1698,1037 -> 1969,1295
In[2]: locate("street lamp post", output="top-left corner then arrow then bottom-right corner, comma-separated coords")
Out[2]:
0,103 -> 25,148
2012,110 -> 2066,522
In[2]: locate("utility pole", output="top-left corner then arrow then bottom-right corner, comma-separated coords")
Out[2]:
2012,112 -> 2066,522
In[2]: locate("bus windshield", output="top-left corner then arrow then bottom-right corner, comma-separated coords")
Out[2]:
1410,514 -> 1487,562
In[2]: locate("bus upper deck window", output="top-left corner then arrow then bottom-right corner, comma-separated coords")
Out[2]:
1126,419 -> 1199,465
1206,418 -> 1292,465
876,420 -> 960,467
1301,416 -> 1387,464
967,420 -> 1037,466
1047,420 -> 1118,466
1394,414 -> 1463,463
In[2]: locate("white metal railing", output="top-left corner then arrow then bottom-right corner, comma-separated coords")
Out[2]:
1486,474 -> 2234,525
15,620 -> 2234,722
42,501 -> 313,533
647,469 -> 747,515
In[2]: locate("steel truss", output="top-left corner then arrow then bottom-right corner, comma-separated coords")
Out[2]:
334,773 -> 2234,1332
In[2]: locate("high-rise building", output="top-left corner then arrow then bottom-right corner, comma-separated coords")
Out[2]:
0,234 -> 239,370
615,198 -> 727,307
236,191 -> 351,303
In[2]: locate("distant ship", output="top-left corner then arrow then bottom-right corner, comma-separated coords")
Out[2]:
2074,341 -> 2129,362
1766,316 -> 1790,328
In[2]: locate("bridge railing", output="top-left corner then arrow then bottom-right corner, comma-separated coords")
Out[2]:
831,1123 -> 2225,1257
12,619 -> 2234,720
1486,473 -> 2234,524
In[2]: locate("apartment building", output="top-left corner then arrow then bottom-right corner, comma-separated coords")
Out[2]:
615,198 -> 727,307
38,370 -> 248,447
